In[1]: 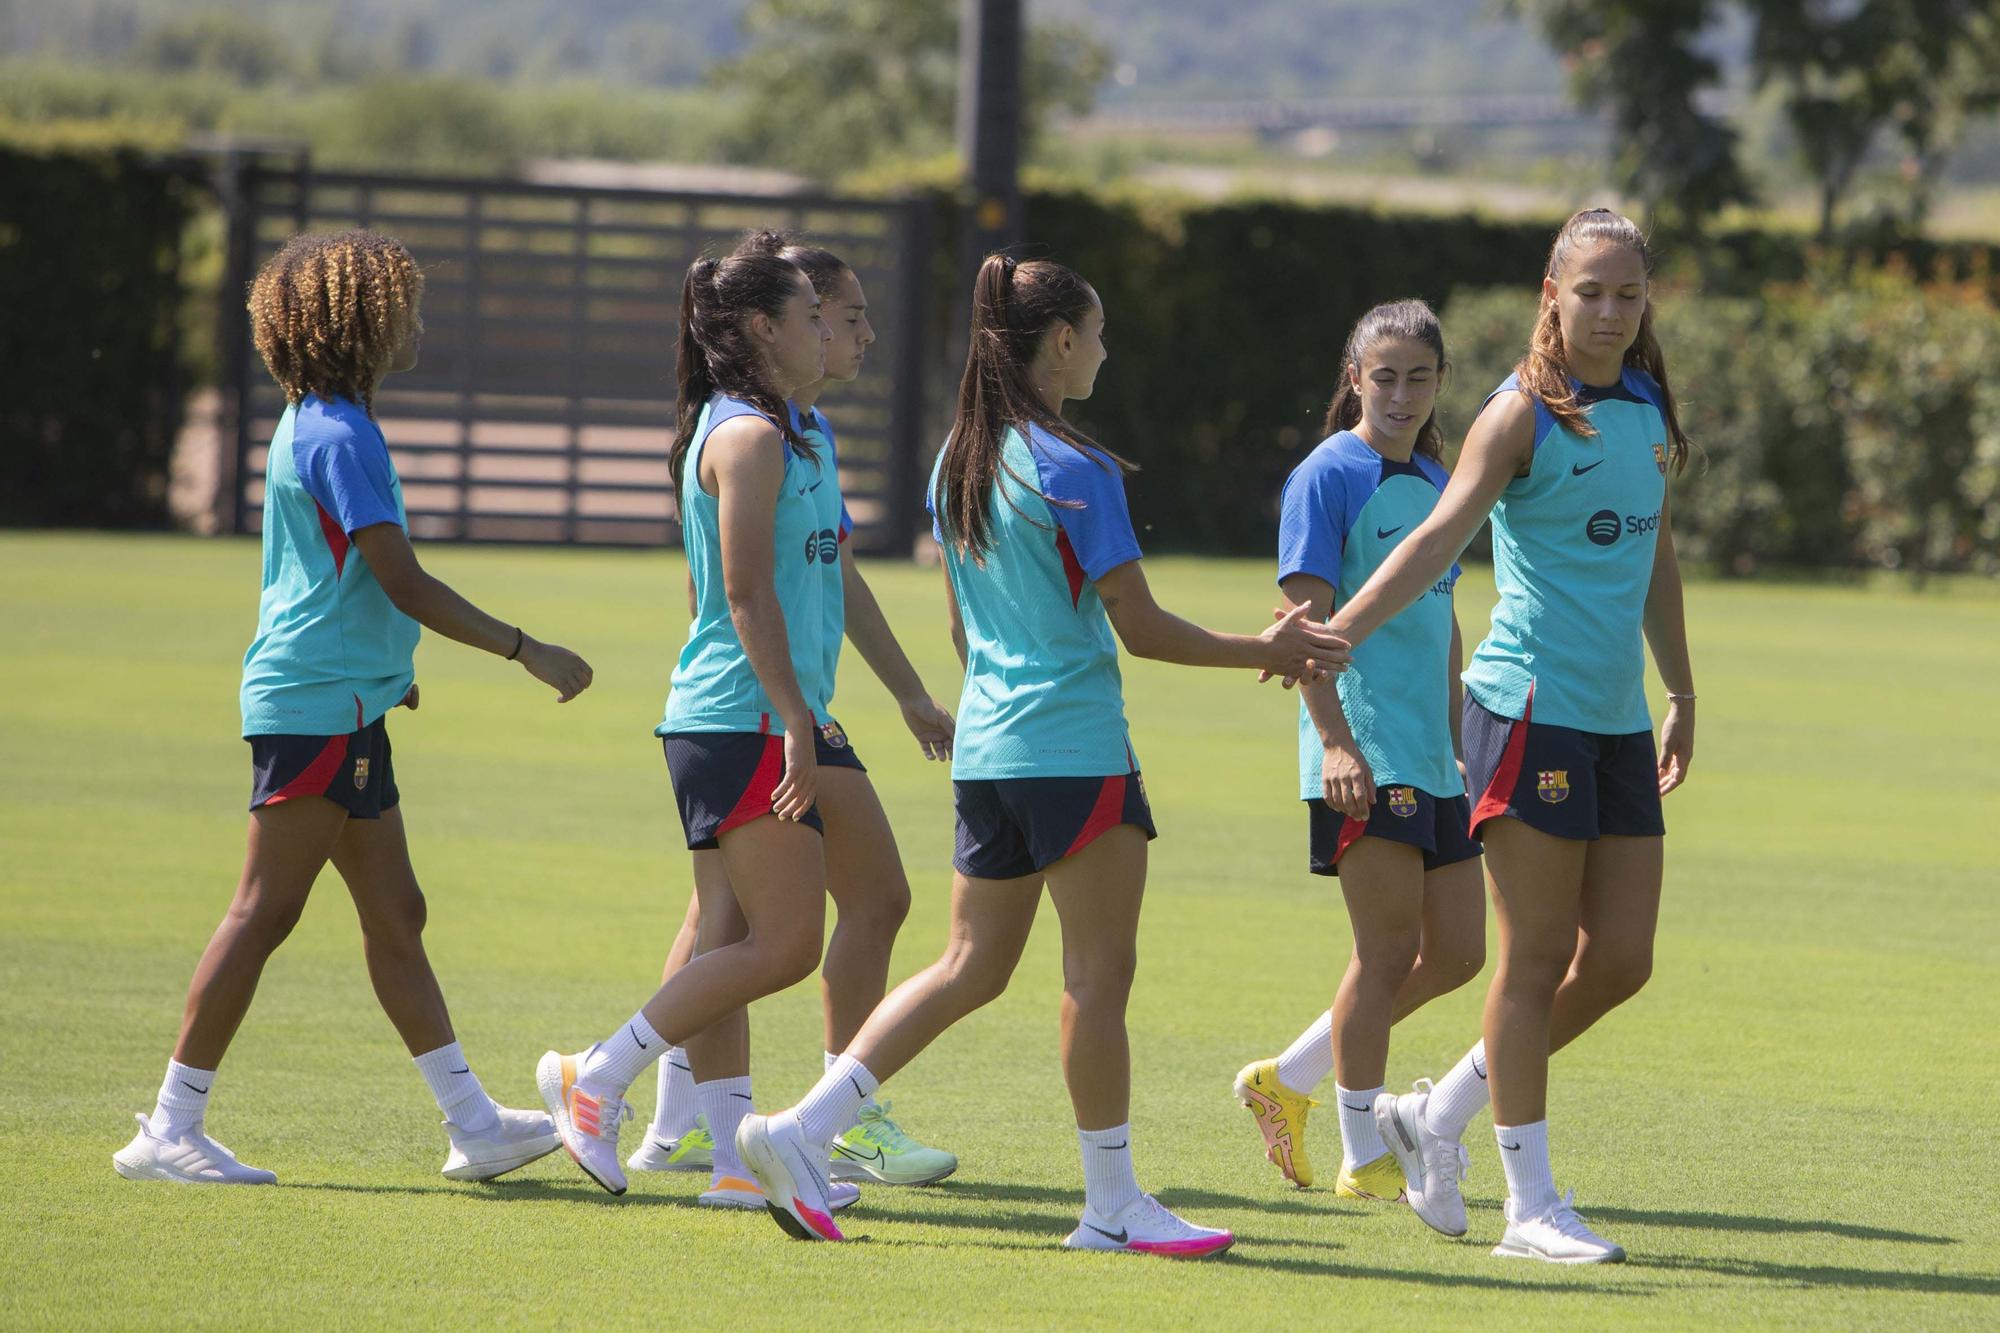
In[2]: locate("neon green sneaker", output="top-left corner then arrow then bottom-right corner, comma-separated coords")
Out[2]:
829,1102 -> 957,1185
626,1115 -> 713,1173
1335,1150 -> 1407,1202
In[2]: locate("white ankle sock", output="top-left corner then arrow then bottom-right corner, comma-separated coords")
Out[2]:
413,1041 -> 498,1133
1496,1118 -> 1558,1217
577,1011 -> 665,1095
826,1049 -> 878,1120
650,1047 -> 700,1139
151,1060 -> 214,1138
796,1054 -> 877,1149
696,1077 -> 754,1178
1274,1010 -> 1335,1094
1424,1040 -> 1490,1139
1335,1083 -> 1388,1168
1078,1123 -> 1141,1219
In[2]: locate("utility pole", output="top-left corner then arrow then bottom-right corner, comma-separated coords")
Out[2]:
956,0 -> 1024,293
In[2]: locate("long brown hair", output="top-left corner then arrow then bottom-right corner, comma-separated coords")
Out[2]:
670,236 -> 815,491
249,230 -> 422,416
934,254 -> 1133,562
731,228 -> 853,301
1321,299 -> 1448,462
1516,207 -> 1689,473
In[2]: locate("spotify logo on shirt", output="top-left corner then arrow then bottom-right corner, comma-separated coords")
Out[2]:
1585,510 -> 1623,546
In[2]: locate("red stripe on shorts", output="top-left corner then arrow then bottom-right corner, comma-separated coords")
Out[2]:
1333,808 -> 1371,864
1470,682 -> 1533,833
1064,774 -> 1128,859
717,734 -> 787,838
264,734 -> 349,806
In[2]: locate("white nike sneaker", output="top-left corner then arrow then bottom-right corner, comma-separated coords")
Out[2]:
1493,1189 -> 1626,1264
112,1113 -> 277,1185
626,1116 -> 713,1173
699,1172 -> 859,1212
441,1104 -> 561,1182
735,1110 -> 843,1241
536,1048 -> 633,1196
1374,1078 -> 1470,1237
1062,1194 -> 1234,1258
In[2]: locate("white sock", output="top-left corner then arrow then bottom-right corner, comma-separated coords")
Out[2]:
1078,1123 -> 1141,1219
1335,1083 -> 1388,1168
413,1041 -> 499,1133
650,1047 -> 700,1139
577,1011 -> 665,1096
151,1059 -> 214,1138
1496,1119 -> 1558,1217
1423,1040 -> 1490,1139
827,1049 -> 878,1119
1274,1010 -> 1335,1094
696,1077 -> 754,1179
796,1054 -> 877,1149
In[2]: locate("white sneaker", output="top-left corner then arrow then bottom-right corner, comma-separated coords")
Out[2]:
626,1116 -> 713,1173
1062,1194 -> 1234,1258
112,1113 -> 277,1185
1493,1189 -> 1626,1264
735,1110 -> 843,1241
1374,1078 -> 1470,1237
441,1104 -> 561,1182
699,1172 -> 859,1212
536,1048 -> 633,1196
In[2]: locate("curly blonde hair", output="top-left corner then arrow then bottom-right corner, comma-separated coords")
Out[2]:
249,230 -> 422,414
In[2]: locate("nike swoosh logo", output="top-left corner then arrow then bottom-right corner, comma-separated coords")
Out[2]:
628,1024 -> 649,1050
834,1143 -> 883,1163
730,1092 -> 754,1101
1376,525 -> 1403,539
1096,1140 -> 1128,1151
1500,1141 -> 1522,1152
1474,1060 -> 1488,1080
806,479 -> 824,492
668,1059 -> 691,1072
1342,1102 -> 1372,1112
1571,460 -> 1605,476
848,1075 -> 868,1099
1086,1222 -> 1129,1243
448,1067 -> 470,1076
181,1080 -> 210,1094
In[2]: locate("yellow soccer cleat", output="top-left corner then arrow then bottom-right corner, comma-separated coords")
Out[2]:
1335,1150 -> 1408,1203
1232,1058 -> 1319,1188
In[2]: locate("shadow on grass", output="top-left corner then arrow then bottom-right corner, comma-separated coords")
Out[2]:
1628,1254 -> 2000,1297
1584,1205 -> 1956,1247
283,1178 -> 702,1208
932,1177 -> 1357,1218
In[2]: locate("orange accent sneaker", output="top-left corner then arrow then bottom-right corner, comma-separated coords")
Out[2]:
537,1048 -> 631,1195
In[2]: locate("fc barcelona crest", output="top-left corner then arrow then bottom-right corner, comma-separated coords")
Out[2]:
1653,443 -> 1668,475
353,757 -> 370,791
1387,786 -> 1418,818
819,720 -> 849,750
1536,769 -> 1569,804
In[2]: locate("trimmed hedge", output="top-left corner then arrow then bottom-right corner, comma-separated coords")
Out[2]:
0,144 -> 194,528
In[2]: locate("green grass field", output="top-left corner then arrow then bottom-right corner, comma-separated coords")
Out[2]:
4,532 -> 1997,1329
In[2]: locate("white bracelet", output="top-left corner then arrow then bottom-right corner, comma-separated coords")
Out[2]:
1667,691 -> 1696,702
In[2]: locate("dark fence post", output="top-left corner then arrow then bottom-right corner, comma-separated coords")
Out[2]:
888,197 -> 933,554
214,152 -> 259,536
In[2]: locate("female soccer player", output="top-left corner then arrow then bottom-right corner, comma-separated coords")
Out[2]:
1317,209 -> 1696,1263
735,253 -> 1349,1254
114,230 -> 593,1186
535,241 -> 851,1199
628,236 -> 959,1205
1233,301 -> 1484,1223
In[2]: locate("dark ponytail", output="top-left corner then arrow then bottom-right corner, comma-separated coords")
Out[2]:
669,237 -> 816,492
935,253 -> 1133,562
1321,298 -> 1448,462
1517,207 -> 1690,473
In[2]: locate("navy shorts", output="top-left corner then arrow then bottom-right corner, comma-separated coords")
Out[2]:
1462,693 -> 1664,841
248,716 -> 398,819
953,771 -> 1157,881
661,721 -> 865,850
1307,787 -> 1481,876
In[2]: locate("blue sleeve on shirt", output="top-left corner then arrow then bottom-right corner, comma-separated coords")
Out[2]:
1277,445 -> 1355,587
1486,374 -> 1557,453
1027,431 -> 1142,581
294,402 -> 400,535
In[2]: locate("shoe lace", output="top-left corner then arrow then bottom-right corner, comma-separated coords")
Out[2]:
1134,1194 -> 1201,1239
1546,1189 -> 1601,1241
853,1102 -> 917,1152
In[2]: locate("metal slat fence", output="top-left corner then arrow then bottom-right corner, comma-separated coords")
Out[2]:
223,166 -> 929,552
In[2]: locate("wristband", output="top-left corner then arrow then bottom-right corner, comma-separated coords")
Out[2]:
1666,691 -> 1696,702
506,627 -> 525,661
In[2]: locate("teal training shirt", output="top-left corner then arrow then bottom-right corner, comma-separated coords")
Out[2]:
659,395 -> 831,736
1462,370 -> 1670,735
928,423 -> 1142,779
799,405 -> 856,727
1279,431 -> 1463,800
240,395 -> 419,737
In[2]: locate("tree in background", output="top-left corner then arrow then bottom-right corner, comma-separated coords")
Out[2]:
713,0 -> 1109,176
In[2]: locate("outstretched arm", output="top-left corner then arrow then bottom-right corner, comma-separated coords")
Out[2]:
1095,559 -> 1349,678
355,524 -> 592,702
